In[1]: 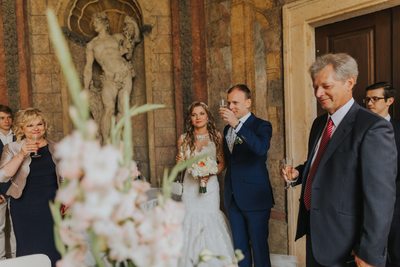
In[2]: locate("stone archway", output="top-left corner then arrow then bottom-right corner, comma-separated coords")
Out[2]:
282,0 -> 400,266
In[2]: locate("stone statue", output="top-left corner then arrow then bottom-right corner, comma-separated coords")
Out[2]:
83,12 -> 141,142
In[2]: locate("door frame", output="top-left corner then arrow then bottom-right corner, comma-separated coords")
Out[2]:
282,0 -> 400,266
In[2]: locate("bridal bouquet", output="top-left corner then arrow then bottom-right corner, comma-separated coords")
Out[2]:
188,156 -> 218,193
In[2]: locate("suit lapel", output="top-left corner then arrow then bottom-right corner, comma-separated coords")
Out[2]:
309,115 -> 328,158
231,113 -> 255,153
301,115 -> 327,186
316,103 -> 359,176
223,125 -> 231,154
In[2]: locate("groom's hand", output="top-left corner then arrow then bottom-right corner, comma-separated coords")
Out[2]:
219,107 -> 239,128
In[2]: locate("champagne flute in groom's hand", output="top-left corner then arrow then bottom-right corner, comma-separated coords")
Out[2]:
219,99 -> 227,109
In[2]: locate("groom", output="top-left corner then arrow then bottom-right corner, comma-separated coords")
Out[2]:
219,84 -> 274,267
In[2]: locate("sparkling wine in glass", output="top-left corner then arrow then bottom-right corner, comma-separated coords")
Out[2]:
280,158 -> 293,189
31,134 -> 41,158
219,99 -> 227,109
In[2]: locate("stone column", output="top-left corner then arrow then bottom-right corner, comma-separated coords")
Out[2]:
0,11 -> 7,104
231,0 -> 255,90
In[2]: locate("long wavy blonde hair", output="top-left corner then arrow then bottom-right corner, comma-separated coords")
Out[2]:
13,108 -> 49,141
183,101 -> 221,155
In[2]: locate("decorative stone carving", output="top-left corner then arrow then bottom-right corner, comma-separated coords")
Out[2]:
64,0 -> 143,39
83,12 -> 141,142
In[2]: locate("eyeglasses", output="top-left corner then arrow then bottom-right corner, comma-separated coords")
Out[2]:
362,96 -> 386,104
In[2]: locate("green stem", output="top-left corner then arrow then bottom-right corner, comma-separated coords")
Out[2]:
123,92 -> 133,167
46,9 -> 89,137
88,230 -> 106,267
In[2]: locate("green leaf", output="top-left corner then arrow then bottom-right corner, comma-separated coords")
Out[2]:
88,230 -> 107,267
49,202 -> 66,256
46,10 -> 90,137
161,155 -> 207,199
114,104 -> 165,134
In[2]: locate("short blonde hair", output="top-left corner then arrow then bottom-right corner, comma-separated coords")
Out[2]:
13,108 -> 49,141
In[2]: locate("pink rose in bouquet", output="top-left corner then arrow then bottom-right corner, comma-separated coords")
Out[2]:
188,156 -> 218,193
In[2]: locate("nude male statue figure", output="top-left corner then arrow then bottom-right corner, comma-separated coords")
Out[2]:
84,12 -> 140,141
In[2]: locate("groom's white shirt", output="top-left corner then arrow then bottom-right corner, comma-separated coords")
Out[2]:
226,112 -> 251,152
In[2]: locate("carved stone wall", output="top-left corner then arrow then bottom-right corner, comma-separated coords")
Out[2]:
27,0 -> 64,141
1,0 -> 20,110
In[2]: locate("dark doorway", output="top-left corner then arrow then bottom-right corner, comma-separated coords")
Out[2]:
315,6 -> 400,118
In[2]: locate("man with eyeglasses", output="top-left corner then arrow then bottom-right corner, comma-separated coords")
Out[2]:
365,82 -> 400,267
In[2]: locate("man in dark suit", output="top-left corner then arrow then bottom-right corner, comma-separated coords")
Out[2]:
282,54 -> 397,267
364,82 -> 400,267
0,104 -> 15,259
219,84 -> 274,267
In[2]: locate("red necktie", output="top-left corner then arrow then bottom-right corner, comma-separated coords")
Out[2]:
304,118 -> 334,210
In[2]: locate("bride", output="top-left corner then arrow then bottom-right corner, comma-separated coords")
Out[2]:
176,101 -> 235,267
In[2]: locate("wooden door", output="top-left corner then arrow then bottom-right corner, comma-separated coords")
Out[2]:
315,6 -> 400,118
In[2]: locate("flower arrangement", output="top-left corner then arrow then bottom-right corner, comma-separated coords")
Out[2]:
187,156 -> 218,193
52,129 -> 186,267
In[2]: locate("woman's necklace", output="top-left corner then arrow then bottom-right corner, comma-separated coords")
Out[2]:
195,133 -> 209,141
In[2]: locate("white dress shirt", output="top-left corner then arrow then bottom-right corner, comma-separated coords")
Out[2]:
311,98 -> 354,164
226,112 -> 251,152
0,129 -> 13,146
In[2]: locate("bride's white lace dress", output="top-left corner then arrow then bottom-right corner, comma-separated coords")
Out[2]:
178,140 -> 235,267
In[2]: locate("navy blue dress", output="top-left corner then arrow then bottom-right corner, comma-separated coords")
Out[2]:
10,145 -> 60,266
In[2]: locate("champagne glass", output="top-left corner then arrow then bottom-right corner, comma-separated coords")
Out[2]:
31,134 -> 41,158
280,158 -> 293,189
219,99 -> 227,109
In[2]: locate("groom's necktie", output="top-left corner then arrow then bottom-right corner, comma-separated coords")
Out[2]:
304,118 -> 334,210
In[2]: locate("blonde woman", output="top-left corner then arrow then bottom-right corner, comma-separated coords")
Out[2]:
0,108 -> 61,266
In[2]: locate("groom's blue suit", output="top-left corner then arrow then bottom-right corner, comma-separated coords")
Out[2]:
223,113 -> 274,267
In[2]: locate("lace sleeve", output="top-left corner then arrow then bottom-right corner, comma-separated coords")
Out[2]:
176,134 -> 186,162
